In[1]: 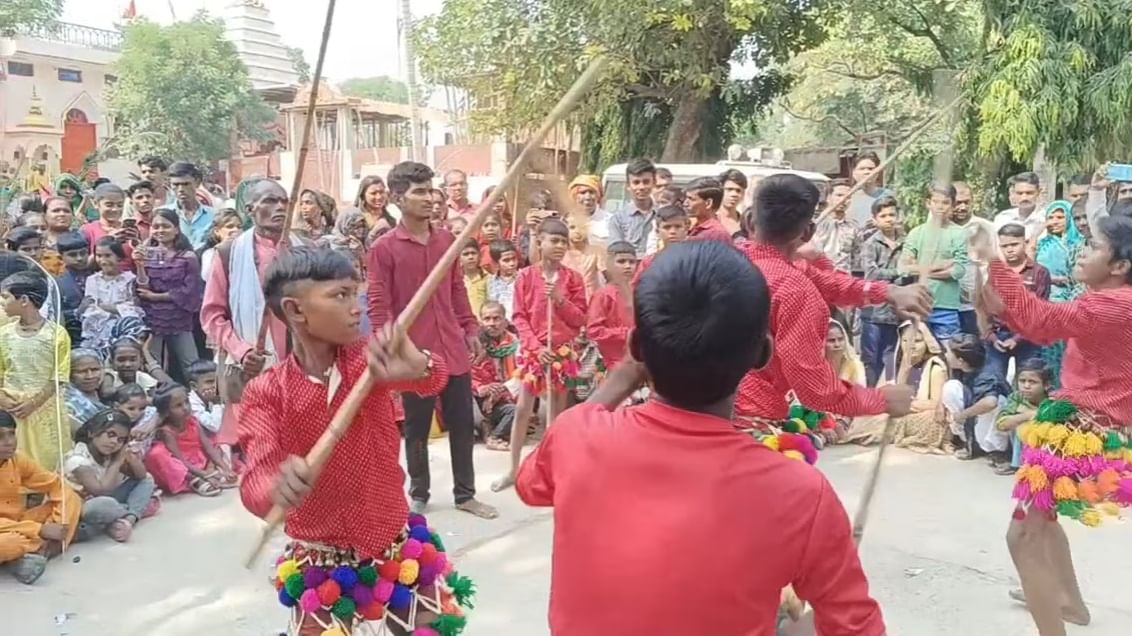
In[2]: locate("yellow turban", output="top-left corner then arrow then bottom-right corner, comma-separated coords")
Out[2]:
568,174 -> 603,200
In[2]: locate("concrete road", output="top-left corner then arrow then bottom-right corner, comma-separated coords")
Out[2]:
4,443 -> 1131,635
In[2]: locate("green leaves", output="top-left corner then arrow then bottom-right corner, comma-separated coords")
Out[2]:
106,16 -> 274,164
0,0 -> 63,34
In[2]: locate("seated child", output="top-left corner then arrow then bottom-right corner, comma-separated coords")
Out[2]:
100,337 -> 167,396
486,238 -> 520,320
64,409 -> 157,543
587,241 -> 638,370
143,383 -> 236,497
107,383 -> 159,456
492,218 -> 587,492
81,237 -> 144,352
472,301 -> 520,451
55,231 -> 91,345
0,411 -> 81,585
942,333 -> 1010,462
515,240 -> 885,634
186,360 -> 224,438
460,238 -> 489,319
993,358 -> 1051,476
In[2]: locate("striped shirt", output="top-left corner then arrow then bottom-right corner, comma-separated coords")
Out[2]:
608,203 -> 656,257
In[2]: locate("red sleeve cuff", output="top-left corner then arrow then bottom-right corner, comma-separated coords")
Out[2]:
864,280 -> 889,305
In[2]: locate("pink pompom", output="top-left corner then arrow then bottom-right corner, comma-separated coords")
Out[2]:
400,538 -> 423,560
433,553 -> 448,574
299,588 -> 322,613
1012,480 -> 1032,502
1032,489 -> 1055,512
413,629 -> 440,636
374,579 -> 394,604
1115,479 -> 1132,505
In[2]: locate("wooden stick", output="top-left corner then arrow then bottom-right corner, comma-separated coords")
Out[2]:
254,0 -> 338,351
545,270 -> 557,426
244,56 -> 610,568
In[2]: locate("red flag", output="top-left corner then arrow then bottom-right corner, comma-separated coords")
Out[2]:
122,0 -> 137,19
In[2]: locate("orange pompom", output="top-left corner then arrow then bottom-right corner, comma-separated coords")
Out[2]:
1098,468 -> 1121,496
358,602 -> 386,621
1077,479 -> 1102,504
317,580 -> 341,606
378,560 -> 401,582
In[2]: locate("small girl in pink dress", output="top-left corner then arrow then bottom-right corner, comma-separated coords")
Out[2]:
143,383 -> 236,497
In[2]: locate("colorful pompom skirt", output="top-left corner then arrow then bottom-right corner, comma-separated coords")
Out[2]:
735,412 -> 822,465
1012,399 -> 1132,526
272,514 -> 474,635
514,344 -> 580,396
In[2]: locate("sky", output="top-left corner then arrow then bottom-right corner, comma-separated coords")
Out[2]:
62,0 -> 443,82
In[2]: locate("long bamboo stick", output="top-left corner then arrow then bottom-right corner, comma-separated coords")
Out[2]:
244,56 -> 610,568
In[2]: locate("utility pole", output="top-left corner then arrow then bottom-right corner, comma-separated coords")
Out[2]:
399,0 -> 423,161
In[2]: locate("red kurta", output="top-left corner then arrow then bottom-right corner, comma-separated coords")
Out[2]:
737,243 -> 889,419
687,216 -> 734,243
512,265 -> 587,353
586,284 -> 632,368
238,340 -> 449,557
516,400 -> 885,635
989,260 -> 1132,421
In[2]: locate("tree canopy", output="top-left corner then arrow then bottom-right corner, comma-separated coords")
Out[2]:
106,15 -> 275,164
0,0 -> 62,34
339,76 -> 410,104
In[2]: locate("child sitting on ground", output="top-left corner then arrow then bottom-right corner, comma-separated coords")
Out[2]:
0,411 -> 81,585
472,301 -> 520,451
186,360 -> 224,438
64,409 -> 157,543
516,240 -> 885,634
143,383 -> 236,498
486,238 -> 521,320
100,337 -> 168,396
942,333 -> 1010,463
993,358 -> 1051,476
107,383 -> 159,456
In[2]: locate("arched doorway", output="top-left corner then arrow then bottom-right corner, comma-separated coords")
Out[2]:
61,108 -> 96,176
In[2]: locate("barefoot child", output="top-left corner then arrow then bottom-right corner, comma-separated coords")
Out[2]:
143,383 -> 235,497
492,218 -> 587,492
586,241 -> 637,370
516,240 -> 886,634
972,215 -> 1132,636
471,301 -> 519,451
0,411 -> 81,585
993,358 -> 1051,476
239,247 -> 476,635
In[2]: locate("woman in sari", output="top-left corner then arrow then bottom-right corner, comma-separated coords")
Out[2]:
1033,200 -> 1084,386
296,189 -> 336,242
820,320 -> 866,443
63,349 -> 106,437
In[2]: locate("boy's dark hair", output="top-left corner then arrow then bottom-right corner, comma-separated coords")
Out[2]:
488,238 -> 517,262
828,177 -> 852,190
660,185 -> 685,206
386,161 -> 435,197
1,271 -> 49,308
626,158 -> 656,179
138,156 -> 168,172
187,359 -> 218,383
1012,171 -> 1040,188
95,236 -> 127,259
537,217 -> 569,239
110,382 -> 147,406
685,177 -> 723,210
718,168 -> 748,189
927,181 -> 957,202
854,151 -> 881,168
655,166 -> 673,180
1016,357 -> 1052,385
153,382 -> 187,417
461,238 -> 481,253
606,241 -> 637,258
1069,174 -> 1091,188
6,227 -> 41,250
92,177 -> 111,189
1097,215 -> 1132,283
263,247 -> 359,320
871,196 -> 899,216
949,333 -> 986,370
19,195 -> 44,214
754,174 -> 820,243
110,337 -> 144,359
127,180 -> 155,198
998,223 -> 1026,238
74,408 -> 133,444
168,161 -> 203,182
55,231 -> 90,254
656,204 -> 688,223
93,183 -> 125,202
528,189 -> 554,210
0,411 -> 15,429
634,241 -> 770,408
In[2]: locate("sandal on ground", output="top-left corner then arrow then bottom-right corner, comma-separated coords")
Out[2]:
994,463 -> 1018,476
108,517 -> 134,543
142,495 -> 161,518
189,476 -> 221,497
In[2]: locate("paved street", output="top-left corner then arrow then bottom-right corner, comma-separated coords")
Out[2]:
4,442 -> 1131,635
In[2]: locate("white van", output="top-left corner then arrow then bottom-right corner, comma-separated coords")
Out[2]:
601,161 -> 830,212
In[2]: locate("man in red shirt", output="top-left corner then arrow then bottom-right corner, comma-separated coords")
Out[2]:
684,176 -> 735,243
368,161 -> 498,519
517,240 -> 886,635
738,174 -> 930,421
587,240 -> 637,369
239,247 -> 474,634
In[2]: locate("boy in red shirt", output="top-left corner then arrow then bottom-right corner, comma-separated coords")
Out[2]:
516,240 -> 886,635
684,176 -> 735,243
587,240 -> 637,369
491,218 -> 587,492
632,205 -> 689,287
239,247 -> 475,635
470,301 -> 520,451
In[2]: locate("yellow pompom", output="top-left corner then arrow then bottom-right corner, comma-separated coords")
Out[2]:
1123,448 -> 1132,464
1020,423 -> 1040,448
1063,431 -> 1089,457
1084,432 -> 1104,456
320,628 -> 349,636
1080,509 -> 1102,527
1045,424 -> 1070,447
1026,466 -> 1049,491
276,559 -> 300,583
398,558 -> 420,585
782,450 -> 805,462
1053,476 -> 1078,501
1014,465 -> 1030,483
791,418 -> 809,433
762,436 -> 780,452
1097,502 -> 1121,517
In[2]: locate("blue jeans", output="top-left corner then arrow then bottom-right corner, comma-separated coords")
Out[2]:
860,321 -> 899,386
927,309 -> 961,344
985,340 -> 1042,386
958,309 -> 979,336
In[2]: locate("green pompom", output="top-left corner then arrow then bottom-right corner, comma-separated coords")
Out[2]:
431,613 -> 468,636
446,572 -> 477,609
331,597 -> 357,620
284,573 -> 306,600
430,531 -> 446,552
357,565 -> 377,586
1036,399 -> 1077,423
1056,501 -> 1085,519
1104,431 -> 1124,452
782,419 -> 801,433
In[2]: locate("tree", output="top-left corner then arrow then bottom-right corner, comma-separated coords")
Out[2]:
339,76 -> 409,104
414,0 -> 825,163
0,0 -> 62,34
287,46 -> 311,83
106,15 -> 275,164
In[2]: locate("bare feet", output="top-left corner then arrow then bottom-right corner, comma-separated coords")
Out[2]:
455,498 -> 498,519
490,473 -> 515,493
1008,588 -> 1091,626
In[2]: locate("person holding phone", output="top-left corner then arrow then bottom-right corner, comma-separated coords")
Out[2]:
80,184 -> 140,272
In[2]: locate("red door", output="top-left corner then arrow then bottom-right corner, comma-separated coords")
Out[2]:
62,109 -> 96,176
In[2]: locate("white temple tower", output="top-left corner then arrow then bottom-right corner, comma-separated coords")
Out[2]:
220,0 -> 299,91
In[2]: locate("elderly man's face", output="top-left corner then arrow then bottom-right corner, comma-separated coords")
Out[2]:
248,181 -> 289,236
